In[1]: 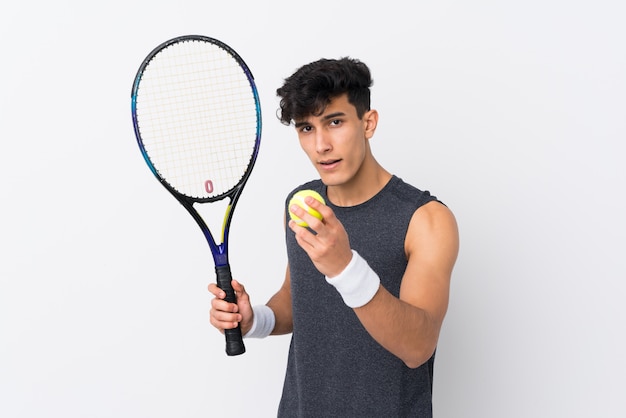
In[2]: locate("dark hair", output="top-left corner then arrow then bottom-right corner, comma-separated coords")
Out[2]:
276,57 -> 373,125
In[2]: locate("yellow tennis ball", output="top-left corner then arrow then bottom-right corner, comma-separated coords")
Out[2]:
289,190 -> 325,227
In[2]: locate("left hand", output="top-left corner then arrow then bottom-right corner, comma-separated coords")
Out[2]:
288,196 -> 353,278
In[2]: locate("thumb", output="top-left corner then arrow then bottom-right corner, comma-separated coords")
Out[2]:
231,280 -> 249,302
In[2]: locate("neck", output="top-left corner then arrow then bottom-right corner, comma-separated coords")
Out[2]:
327,156 -> 392,207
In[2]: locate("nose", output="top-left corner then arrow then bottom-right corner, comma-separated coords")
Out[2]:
315,131 -> 332,154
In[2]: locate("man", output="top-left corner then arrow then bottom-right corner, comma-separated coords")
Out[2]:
209,57 -> 459,416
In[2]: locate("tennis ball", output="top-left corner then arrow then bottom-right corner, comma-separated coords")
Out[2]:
289,190 -> 325,227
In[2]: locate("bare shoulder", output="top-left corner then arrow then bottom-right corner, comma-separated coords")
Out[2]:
405,201 -> 459,275
409,200 -> 458,236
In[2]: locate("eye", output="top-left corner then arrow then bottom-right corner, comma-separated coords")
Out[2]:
329,119 -> 342,127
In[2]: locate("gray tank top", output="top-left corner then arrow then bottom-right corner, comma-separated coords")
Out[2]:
278,175 -> 439,417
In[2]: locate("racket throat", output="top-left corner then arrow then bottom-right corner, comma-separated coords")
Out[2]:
211,250 -> 229,267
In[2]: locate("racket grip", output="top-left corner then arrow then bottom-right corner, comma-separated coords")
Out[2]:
215,265 -> 246,356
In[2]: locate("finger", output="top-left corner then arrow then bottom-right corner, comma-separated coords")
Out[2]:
210,303 -> 241,320
211,296 -> 239,314
289,221 -> 320,255
289,203 -> 324,231
303,195 -> 333,218
207,283 -> 226,299
209,308 -> 241,331
231,279 -> 245,295
210,297 -> 242,330
231,279 -> 251,305
304,194 -> 323,208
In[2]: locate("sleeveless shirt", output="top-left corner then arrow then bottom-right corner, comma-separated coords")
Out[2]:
277,175 -> 439,417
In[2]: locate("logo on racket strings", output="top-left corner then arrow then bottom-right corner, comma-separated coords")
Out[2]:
205,180 -> 214,194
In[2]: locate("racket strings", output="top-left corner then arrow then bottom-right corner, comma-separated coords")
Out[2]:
135,39 -> 258,199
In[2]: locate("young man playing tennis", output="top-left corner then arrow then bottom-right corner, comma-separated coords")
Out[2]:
209,57 -> 459,416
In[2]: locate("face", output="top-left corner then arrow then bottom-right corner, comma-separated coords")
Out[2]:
294,94 -> 377,187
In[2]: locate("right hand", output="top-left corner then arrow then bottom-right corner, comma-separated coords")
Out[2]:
208,279 -> 254,336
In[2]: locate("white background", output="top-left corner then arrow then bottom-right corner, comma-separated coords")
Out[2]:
1,1 -> 624,417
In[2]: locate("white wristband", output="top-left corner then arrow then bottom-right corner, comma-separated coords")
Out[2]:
243,305 -> 275,339
325,250 -> 381,308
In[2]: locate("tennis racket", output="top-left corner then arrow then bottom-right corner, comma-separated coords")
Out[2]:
131,35 -> 262,356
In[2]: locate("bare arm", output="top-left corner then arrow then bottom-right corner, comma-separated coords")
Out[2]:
266,266 -> 293,335
352,202 -> 459,367
289,198 -> 459,368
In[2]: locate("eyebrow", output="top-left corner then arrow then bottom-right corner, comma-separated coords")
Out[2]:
294,112 -> 346,128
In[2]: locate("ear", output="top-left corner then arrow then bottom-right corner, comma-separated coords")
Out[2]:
363,109 -> 379,140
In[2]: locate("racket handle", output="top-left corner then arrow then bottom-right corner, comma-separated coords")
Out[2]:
215,265 -> 246,356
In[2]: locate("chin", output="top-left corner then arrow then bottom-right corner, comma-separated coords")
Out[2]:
318,173 -> 347,187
